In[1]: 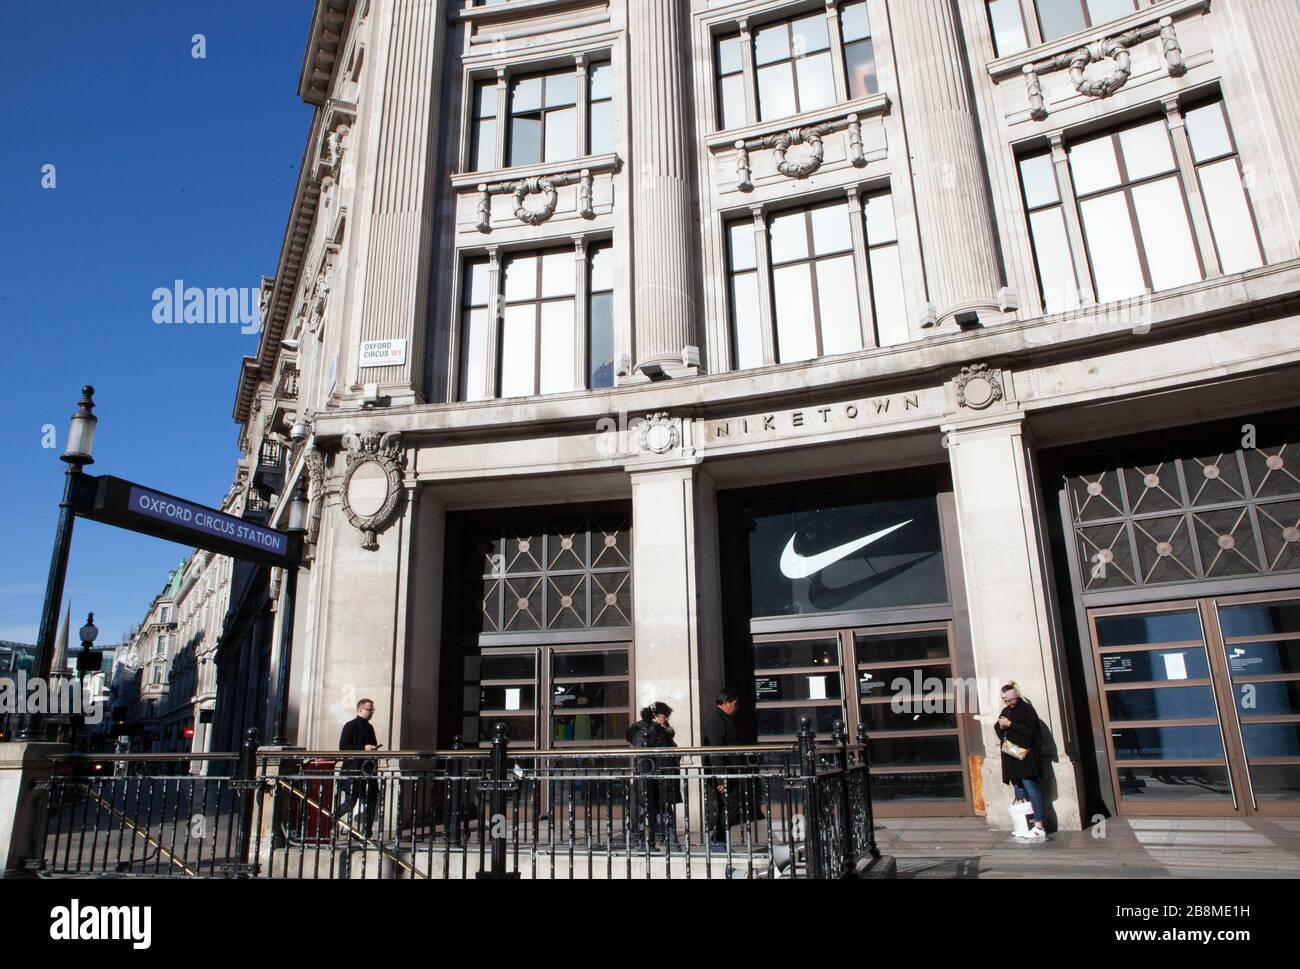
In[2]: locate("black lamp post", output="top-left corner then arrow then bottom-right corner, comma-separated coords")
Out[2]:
17,387 -> 97,742
270,476 -> 309,746
70,612 -> 99,750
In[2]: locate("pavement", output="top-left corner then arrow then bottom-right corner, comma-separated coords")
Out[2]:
875,816 -> 1300,878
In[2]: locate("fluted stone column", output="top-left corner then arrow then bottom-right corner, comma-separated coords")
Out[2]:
629,0 -> 699,375
891,0 -> 1006,326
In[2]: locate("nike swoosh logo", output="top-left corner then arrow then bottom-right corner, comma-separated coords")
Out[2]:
779,520 -> 913,580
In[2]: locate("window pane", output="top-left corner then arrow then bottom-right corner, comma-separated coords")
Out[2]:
791,13 -> 830,55
988,0 -> 1029,56
544,71 -> 577,108
728,221 -> 757,271
720,74 -> 747,130
588,291 -> 614,389
466,260 -> 492,307
795,52 -> 836,112
864,193 -> 898,245
773,263 -> 818,363
1069,134 -> 1122,195
1185,102 -> 1233,163
769,210 -> 810,264
816,255 -> 862,355
1200,159 -> 1263,274
589,62 -> 612,101
511,75 -> 543,113
1020,153 -> 1059,209
539,300 -> 576,395
472,118 -> 497,172
1086,0 -> 1135,26
543,106 -> 577,162
717,34 -> 743,75
590,101 -> 613,155
754,23 -> 790,66
1029,208 -> 1080,314
462,309 -> 490,402
541,250 -> 575,298
841,1 -> 872,43
1118,120 -> 1176,181
590,244 -> 615,292
730,272 -> 764,371
501,305 -> 537,398
845,40 -> 878,98
1036,0 -> 1087,41
869,245 -> 909,346
1080,191 -> 1145,302
1112,725 -> 1225,761
809,203 -> 852,255
757,62 -> 798,121
1131,177 -> 1201,291
503,255 -> 538,301
508,115 -> 542,167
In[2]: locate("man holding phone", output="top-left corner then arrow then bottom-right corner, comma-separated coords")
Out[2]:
338,698 -> 381,840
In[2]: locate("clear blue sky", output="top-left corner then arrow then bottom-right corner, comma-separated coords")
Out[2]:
0,1 -> 314,645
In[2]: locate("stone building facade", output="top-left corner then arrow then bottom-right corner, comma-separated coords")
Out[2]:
231,0 -> 1300,828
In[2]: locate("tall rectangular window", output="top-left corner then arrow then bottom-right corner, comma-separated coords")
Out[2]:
1035,0 -> 1136,43
840,1 -> 878,98
769,202 -> 861,362
716,33 -> 747,131
1069,117 -> 1202,302
1018,152 -> 1080,314
508,70 -> 578,167
1184,100 -> 1264,276
862,192 -> 909,346
754,12 -> 835,122
470,80 -> 497,172
588,62 -> 614,155
987,0 -> 1029,57
726,221 -> 764,370
588,244 -> 615,389
460,245 -> 617,401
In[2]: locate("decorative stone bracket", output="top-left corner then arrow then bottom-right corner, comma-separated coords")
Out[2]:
953,363 -> 1006,411
475,169 -> 594,233
734,112 -> 869,192
1022,16 -> 1186,121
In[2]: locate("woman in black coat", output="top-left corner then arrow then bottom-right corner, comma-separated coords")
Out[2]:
993,682 -> 1046,840
627,703 -> 682,847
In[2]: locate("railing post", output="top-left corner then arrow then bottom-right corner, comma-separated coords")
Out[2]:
477,722 -> 518,879
833,718 -> 854,876
796,716 -> 822,879
449,735 -> 464,847
858,722 -> 879,860
235,727 -> 259,878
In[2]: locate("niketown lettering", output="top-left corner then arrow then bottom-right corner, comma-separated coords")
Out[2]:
779,521 -> 913,580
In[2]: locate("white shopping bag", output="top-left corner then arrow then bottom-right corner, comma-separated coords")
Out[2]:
1008,799 -> 1033,838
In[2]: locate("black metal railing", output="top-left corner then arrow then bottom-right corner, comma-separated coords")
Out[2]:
33,718 -> 878,880
276,367 -> 300,402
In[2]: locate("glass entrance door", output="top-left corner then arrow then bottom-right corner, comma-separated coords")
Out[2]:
1088,592 -> 1300,816
751,622 -> 971,816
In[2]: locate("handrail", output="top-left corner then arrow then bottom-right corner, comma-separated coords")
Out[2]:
252,743 -> 862,761
51,752 -> 240,762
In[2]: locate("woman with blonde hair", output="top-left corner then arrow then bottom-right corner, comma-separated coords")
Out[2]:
994,682 -> 1046,841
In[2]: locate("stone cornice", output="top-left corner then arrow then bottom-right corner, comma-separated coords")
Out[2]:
310,259 -> 1300,446
298,0 -> 355,106
987,0 -> 1209,80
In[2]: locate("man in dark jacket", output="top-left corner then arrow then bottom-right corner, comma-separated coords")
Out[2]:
338,698 -> 380,838
701,687 -> 741,847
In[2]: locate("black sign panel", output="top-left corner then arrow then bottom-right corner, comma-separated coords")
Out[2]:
744,490 -> 947,618
74,475 -> 299,568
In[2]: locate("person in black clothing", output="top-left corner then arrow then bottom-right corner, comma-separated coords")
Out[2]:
627,702 -> 682,848
992,682 -> 1047,840
338,698 -> 381,838
701,687 -> 742,847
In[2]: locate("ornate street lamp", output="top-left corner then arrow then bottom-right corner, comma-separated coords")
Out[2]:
17,388 -> 98,741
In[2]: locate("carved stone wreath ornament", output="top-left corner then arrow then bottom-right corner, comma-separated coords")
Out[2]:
340,430 -> 405,550
512,176 -> 560,225
954,364 -> 1004,411
1069,40 -> 1131,98
768,126 -> 828,179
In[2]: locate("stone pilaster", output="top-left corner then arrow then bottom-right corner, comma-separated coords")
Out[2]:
629,0 -> 699,376
890,0 -> 1006,326
942,414 -> 1084,831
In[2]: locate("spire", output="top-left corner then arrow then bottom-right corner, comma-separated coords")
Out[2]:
51,601 -> 71,680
